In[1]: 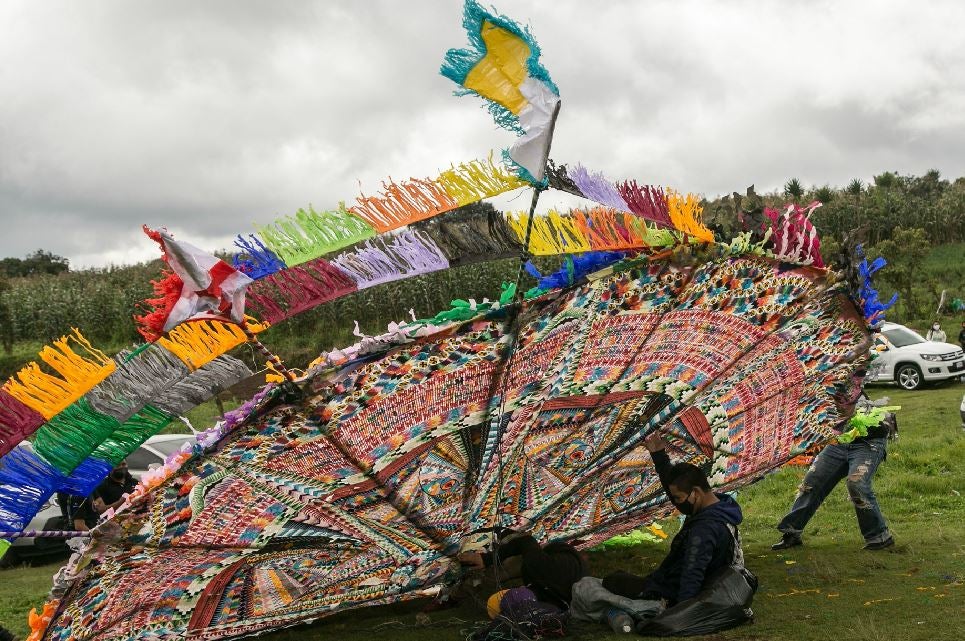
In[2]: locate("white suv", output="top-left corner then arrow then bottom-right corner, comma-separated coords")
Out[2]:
866,322 -> 965,390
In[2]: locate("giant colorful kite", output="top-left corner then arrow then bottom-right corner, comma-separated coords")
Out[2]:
0,2 -> 895,640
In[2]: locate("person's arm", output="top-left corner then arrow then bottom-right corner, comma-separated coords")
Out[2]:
481,533 -> 542,567
643,433 -> 675,496
72,517 -> 89,532
675,522 -> 719,602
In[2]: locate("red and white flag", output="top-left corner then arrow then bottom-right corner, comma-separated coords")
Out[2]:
144,226 -> 254,332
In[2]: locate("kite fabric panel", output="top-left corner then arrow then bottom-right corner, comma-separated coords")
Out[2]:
42,249 -> 871,641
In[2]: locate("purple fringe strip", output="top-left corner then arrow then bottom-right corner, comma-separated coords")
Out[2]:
331,230 -> 450,289
568,165 -> 630,212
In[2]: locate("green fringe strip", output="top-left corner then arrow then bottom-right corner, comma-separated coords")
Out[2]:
32,398 -> 120,476
90,405 -> 175,466
256,204 -> 375,267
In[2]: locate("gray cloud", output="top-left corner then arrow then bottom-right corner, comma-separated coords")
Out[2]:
1,0 -> 963,268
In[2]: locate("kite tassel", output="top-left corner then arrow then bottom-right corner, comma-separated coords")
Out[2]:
4,330 -> 116,419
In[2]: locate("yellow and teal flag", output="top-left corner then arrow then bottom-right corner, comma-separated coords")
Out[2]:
441,0 -> 561,184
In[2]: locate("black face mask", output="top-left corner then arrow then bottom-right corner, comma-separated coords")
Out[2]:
673,490 -> 696,516
111,470 -> 126,482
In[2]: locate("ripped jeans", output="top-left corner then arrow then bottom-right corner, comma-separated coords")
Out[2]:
778,437 -> 891,544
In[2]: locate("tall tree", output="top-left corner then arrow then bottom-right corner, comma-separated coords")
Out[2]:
783,178 -> 804,200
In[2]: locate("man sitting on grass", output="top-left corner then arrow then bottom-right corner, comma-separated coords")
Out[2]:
602,432 -> 747,606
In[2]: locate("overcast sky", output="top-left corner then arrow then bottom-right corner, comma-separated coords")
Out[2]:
2,0 -> 963,269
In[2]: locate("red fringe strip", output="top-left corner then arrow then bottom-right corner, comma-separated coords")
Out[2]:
134,269 -> 184,342
0,387 -> 46,457
350,177 -> 459,233
246,258 -> 358,325
618,180 -> 672,227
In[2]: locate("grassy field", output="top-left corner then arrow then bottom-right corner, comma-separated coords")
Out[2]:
1,383 -> 963,640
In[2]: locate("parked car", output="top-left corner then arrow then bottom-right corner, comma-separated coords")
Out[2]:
866,322 -> 965,390
2,434 -> 196,564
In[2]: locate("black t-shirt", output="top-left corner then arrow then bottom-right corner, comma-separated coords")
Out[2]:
57,492 -> 99,529
96,473 -> 137,507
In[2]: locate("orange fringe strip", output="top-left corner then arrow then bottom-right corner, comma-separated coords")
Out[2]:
157,317 -> 269,371
3,330 -> 116,420
26,599 -> 59,641
350,177 -> 459,233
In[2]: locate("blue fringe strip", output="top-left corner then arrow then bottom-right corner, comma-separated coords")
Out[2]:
232,234 -> 287,280
0,448 -> 113,531
441,0 -> 559,134
525,251 -> 626,290
856,245 -> 898,328
60,457 -> 113,497
0,447 -> 60,531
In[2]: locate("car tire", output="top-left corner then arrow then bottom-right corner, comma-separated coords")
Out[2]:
895,363 -> 922,390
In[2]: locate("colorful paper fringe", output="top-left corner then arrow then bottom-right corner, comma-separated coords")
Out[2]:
158,318 -> 269,371
568,165 -> 630,211
0,446 -> 62,531
506,208 -> 675,256
412,203 -> 523,266
619,181 -> 673,227
666,189 -> 715,243
89,405 -> 176,466
31,398 -> 120,476
350,177 -> 459,233
856,247 -> 898,328
764,203 -> 824,267
232,234 -> 287,279
246,257 -> 358,325
26,599 -> 59,641
435,156 -> 527,206
134,269 -> 184,341
3,330 -> 116,420
84,344 -> 190,422
154,355 -> 253,416
0,387 -> 45,458
256,205 -> 375,267
331,230 -> 450,288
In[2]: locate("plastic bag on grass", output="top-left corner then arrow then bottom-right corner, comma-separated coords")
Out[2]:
635,566 -> 756,637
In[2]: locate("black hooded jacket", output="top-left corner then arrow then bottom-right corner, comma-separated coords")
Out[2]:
604,449 -> 743,605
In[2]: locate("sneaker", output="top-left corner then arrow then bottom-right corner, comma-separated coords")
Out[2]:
862,536 -> 895,551
771,533 -> 803,551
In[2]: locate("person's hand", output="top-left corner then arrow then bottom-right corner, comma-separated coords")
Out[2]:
92,498 -> 107,514
457,552 -> 485,570
643,432 -> 666,453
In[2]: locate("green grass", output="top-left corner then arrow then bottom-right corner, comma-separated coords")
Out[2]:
2,384 -> 963,640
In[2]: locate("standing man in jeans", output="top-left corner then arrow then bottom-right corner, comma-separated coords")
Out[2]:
772,394 -> 896,551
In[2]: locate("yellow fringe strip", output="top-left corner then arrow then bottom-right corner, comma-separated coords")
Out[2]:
506,208 -> 689,257
506,210 -> 592,255
666,190 -> 715,243
157,317 -> 269,371
350,177 -> 458,233
436,154 -> 527,206
3,330 -> 116,420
